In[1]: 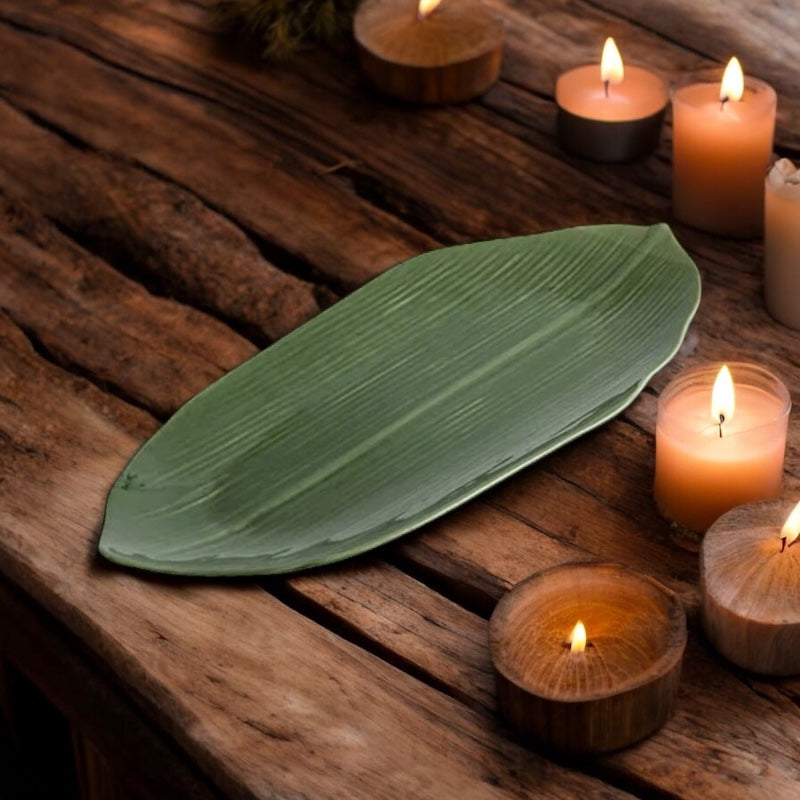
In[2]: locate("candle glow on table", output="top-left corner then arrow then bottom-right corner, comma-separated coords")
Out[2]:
489,563 -> 686,754
353,0 -> 505,105
672,58 -> 776,237
654,363 -> 790,533
555,37 -> 668,161
701,499 -> 800,675
764,158 -> 800,329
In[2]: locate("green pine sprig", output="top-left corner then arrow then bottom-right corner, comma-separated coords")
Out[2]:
215,0 -> 361,60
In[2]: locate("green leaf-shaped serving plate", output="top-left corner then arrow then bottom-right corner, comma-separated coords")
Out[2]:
100,224 -> 700,575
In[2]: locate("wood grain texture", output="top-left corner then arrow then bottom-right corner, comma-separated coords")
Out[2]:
0,21 -> 435,290
0,195 -> 255,418
0,579 -> 223,800
0,101 -> 322,345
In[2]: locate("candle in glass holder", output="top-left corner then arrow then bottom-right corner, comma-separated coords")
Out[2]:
555,37 -> 668,162
701,498 -> 800,675
654,363 -> 790,533
764,158 -> 800,328
489,562 -> 686,754
353,0 -> 505,104
672,57 -> 776,237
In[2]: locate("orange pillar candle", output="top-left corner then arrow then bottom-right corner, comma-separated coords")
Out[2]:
556,38 -> 668,162
654,363 -> 790,532
672,58 -> 776,237
764,158 -> 800,328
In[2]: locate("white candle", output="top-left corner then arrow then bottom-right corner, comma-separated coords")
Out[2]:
765,158 -> 800,328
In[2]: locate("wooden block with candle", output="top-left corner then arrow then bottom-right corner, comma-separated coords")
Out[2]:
654,363 -> 790,533
489,562 -> 686,755
672,58 -> 776,238
555,38 -> 668,162
353,0 -> 505,105
701,499 -> 800,676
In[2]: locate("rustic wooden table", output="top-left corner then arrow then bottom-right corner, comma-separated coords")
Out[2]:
1,1 -> 799,798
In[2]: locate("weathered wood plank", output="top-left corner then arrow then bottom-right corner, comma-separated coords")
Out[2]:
0,577 -> 224,800
0,0 -> 671,251
0,313 -> 634,800
0,195 -> 255,418
0,21 -> 435,290
284,562 -> 496,711
0,101 -> 322,345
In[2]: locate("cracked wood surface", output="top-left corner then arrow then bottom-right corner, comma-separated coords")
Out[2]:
1,1 -> 799,799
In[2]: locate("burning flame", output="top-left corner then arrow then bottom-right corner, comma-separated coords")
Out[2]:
720,57 -> 744,104
711,365 -> 735,435
781,501 -> 800,548
417,0 -> 441,18
569,621 -> 587,654
600,37 -> 624,86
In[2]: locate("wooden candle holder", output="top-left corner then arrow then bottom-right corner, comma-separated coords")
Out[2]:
701,499 -> 800,675
353,0 -> 505,105
489,562 -> 686,754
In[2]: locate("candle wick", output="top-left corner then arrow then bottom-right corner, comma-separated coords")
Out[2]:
604,79 -> 609,99
781,536 -> 787,554
718,413 -> 725,438
720,96 -> 729,112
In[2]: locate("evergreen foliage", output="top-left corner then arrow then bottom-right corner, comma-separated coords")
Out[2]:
215,0 -> 361,60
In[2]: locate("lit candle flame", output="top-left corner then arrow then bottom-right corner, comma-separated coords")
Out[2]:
781,501 -> 800,549
417,0 -> 441,19
720,57 -> 744,105
600,37 -> 624,88
711,365 -> 735,437
569,620 -> 587,654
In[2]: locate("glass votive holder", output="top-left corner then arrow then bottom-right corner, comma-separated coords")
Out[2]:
653,362 -> 790,533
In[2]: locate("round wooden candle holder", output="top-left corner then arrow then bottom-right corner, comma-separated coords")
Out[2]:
489,562 -> 686,754
701,499 -> 800,676
353,0 -> 505,105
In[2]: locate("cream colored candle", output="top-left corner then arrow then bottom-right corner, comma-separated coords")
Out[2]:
765,158 -> 800,328
654,363 -> 790,532
672,58 -> 776,237
556,38 -> 668,161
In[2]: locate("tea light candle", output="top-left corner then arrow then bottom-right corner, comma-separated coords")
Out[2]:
654,363 -> 790,533
489,562 -> 686,754
764,158 -> 800,328
555,37 -> 668,162
701,499 -> 800,675
353,0 -> 505,105
672,57 -> 776,237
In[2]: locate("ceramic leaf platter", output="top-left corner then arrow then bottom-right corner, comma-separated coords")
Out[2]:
99,224 -> 700,575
